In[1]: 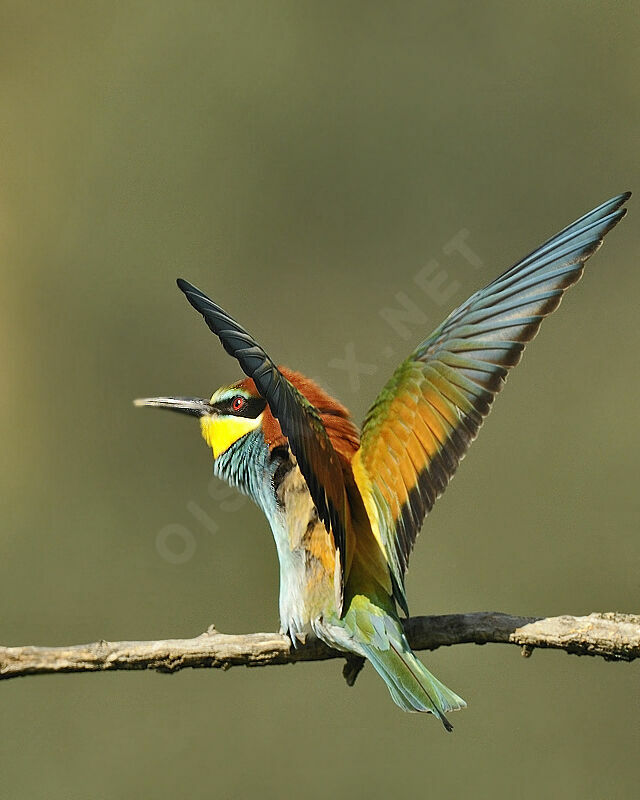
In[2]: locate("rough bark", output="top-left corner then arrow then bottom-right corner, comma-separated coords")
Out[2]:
1,612 -> 638,682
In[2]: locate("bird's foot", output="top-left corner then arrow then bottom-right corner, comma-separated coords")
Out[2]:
342,655 -> 366,687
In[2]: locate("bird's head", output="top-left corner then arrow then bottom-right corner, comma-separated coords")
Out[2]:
134,378 -> 269,459
135,365 -> 358,464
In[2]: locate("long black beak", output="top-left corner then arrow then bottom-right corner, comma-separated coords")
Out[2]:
133,396 -> 213,417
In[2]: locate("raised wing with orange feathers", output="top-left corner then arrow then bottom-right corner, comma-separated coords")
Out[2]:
352,192 -> 630,613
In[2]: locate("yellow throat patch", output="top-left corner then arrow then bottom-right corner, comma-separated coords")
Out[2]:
199,414 -> 262,458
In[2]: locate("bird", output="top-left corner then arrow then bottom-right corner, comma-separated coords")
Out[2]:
135,192 -> 629,730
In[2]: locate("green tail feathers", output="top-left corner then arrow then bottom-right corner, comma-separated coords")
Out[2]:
363,639 -> 466,730
346,599 -> 466,730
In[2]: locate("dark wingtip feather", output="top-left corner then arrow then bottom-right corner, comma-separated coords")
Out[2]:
176,278 -> 205,311
176,277 -> 194,294
599,191 -> 631,228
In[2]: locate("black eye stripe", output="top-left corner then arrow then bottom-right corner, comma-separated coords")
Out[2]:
213,396 -> 266,419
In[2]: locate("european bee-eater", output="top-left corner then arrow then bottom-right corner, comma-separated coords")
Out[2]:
136,192 -> 629,730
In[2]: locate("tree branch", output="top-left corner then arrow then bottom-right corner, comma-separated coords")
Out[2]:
1,612 -> 638,682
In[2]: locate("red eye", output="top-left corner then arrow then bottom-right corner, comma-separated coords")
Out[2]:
231,395 -> 246,412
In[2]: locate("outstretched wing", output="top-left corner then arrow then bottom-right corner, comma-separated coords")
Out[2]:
352,192 -> 630,612
177,279 -> 351,590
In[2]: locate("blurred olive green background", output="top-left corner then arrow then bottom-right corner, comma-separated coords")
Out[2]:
1,2 -> 639,798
